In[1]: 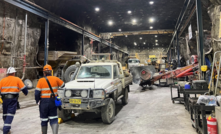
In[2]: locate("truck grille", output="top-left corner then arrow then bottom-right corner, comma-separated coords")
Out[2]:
71,90 -> 82,97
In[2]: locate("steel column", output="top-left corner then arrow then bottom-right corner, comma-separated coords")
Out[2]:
196,0 -> 204,66
44,19 -> 49,65
177,32 -> 180,67
82,31 -> 84,55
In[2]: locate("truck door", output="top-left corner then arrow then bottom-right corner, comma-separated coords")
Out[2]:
113,65 -> 123,95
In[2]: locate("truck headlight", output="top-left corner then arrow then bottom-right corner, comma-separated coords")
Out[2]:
81,90 -> 88,98
93,89 -> 105,99
65,90 -> 72,97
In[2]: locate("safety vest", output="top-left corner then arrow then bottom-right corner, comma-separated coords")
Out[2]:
36,76 -> 64,98
0,76 -> 26,94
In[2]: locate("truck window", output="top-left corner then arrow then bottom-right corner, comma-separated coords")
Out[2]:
113,65 -> 119,79
77,65 -> 112,79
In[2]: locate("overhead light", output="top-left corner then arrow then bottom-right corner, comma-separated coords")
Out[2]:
150,26 -> 153,29
149,18 -> 155,23
125,35 -> 128,37
155,35 -> 158,37
155,40 -> 158,42
134,42 -> 137,46
140,37 -> 142,40
149,1 -> 154,5
108,20 -> 113,26
132,19 -> 137,23
119,29 -> 121,31
128,10 -> 132,14
143,42 -> 146,44
156,43 -> 158,45
95,7 -> 100,12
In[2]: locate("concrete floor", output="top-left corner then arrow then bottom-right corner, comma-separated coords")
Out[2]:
0,84 -> 196,134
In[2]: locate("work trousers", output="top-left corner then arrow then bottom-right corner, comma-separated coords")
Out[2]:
39,98 -> 58,126
2,98 -> 17,134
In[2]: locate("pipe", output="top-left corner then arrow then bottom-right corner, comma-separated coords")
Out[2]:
21,13 -> 27,80
176,67 -> 194,78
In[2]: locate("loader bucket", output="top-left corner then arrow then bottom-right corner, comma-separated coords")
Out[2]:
130,66 -> 156,84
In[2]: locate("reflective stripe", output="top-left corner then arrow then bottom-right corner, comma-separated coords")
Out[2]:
20,86 -> 26,91
2,86 -> 19,89
60,83 -> 65,87
41,87 -> 58,91
4,124 -> 11,126
35,88 -> 41,91
41,93 -> 58,96
3,113 -> 15,116
49,116 -> 58,119
1,92 -> 19,94
207,121 -> 217,125
40,118 -> 49,121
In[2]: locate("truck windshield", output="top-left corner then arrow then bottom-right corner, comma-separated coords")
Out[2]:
77,65 -> 112,79
128,59 -> 139,63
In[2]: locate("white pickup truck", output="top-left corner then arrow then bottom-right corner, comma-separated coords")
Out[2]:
58,60 -> 133,124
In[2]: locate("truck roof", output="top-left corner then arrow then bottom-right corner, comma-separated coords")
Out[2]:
82,60 -> 119,66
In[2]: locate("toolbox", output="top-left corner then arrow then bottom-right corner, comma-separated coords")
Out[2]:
192,80 -> 208,90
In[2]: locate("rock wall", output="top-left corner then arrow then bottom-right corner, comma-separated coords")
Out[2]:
0,0 -> 41,79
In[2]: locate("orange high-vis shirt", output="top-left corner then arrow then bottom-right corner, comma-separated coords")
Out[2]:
36,76 -> 64,98
0,76 -> 26,94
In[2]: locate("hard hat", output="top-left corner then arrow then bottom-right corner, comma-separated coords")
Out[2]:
43,64 -> 52,71
7,67 -> 16,74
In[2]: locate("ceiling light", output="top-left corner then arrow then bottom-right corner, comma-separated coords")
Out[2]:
125,35 -> 128,37
140,37 -> 142,40
128,11 -> 132,14
95,7 -> 100,12
134,42 -> 137,46
149,1 -> 154,5
150,26 -> 153,29
132,19 -> 137,23
108,20 -> 113,26
149,18 -> 155,23
119,29 -> 121,31
155,35 -> 158,37
156,43 -> 158,45
155,40 -> 158,42
144,42 -> 146,44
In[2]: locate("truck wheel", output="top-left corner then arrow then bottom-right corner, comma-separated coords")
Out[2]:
122,87 -> 129,105
101,98 -> 115,124
64,65 -> 77,82
57,108 -> 72,122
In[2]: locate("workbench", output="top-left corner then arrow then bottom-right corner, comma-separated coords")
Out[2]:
170,85 -> 185,103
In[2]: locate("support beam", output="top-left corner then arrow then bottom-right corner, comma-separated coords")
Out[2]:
177,32 -> 180,67
100,29 -> 174,39
82,31 -> 84,55
44,19 -> 49,65
4,0 -> 128,54
167,0 -> 192,53
196,0 -> 204,66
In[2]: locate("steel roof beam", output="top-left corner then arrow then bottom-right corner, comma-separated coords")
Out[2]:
4,0 -> 128,54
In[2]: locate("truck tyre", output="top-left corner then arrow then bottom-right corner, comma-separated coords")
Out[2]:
57,108 -> 72,121
101,98 -> 115,124
64,65 -> 77,82
122,87 -> 129,105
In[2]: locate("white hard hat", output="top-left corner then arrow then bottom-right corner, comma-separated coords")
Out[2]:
7,67 -> 16,74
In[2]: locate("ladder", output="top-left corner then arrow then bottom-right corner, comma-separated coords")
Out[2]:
209,51 -> 221,95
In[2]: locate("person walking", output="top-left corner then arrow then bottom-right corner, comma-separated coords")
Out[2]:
35,64 -> 65,134
0,67 -> 28,134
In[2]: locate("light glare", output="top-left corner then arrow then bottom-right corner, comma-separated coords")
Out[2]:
95,7 -> 100,12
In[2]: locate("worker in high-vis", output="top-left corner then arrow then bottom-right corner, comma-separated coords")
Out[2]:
0,67 -> 28,134
35,64 -> 65,134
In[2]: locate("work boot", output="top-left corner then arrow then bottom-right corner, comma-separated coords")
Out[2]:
41,126 -> 47,134
7,131 -> 11,134
51,124 -> 58,134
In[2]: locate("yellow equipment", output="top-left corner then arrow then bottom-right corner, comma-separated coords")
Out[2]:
201,65 -> 208,72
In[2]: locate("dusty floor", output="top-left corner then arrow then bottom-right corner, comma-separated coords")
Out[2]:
0,84 -> 196,134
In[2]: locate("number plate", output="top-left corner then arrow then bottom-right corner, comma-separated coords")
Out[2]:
69,99 -> 81,104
